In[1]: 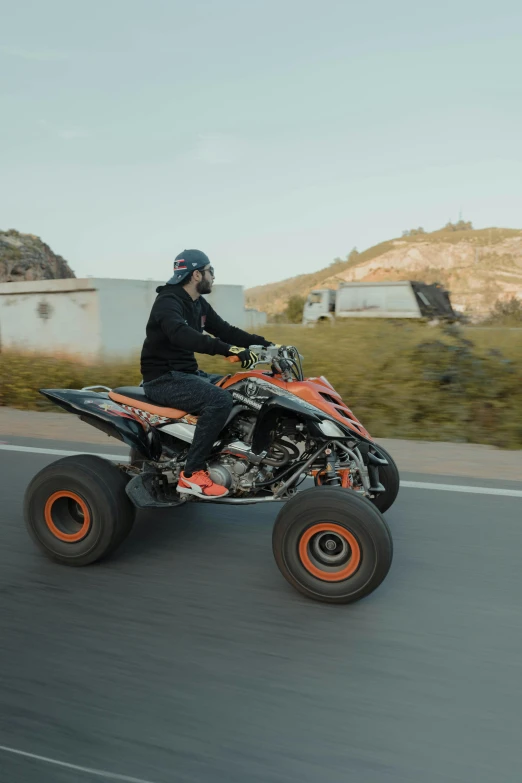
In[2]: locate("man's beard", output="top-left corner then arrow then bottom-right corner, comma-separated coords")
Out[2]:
196,278 -> 212,295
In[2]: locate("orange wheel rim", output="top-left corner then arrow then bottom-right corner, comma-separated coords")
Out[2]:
299,523 -> 361,582
44,491 -> 91,542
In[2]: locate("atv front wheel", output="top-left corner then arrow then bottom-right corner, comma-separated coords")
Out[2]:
272,487 -> 393,604
24,455 -> 135,566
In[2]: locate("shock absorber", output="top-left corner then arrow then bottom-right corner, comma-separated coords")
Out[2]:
322,447 -> 342,486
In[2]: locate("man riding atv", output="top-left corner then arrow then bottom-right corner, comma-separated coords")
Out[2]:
140,249 -> 273,498
26,256 -> 397,602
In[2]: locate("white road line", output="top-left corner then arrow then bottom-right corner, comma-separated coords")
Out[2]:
0,444 -> 129,461
0,444 -> 521,497
0,744 -> 159,783
400,480 -> 522,497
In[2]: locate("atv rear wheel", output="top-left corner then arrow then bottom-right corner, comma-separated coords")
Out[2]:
370,443 -> 400,514
24,454 -> 135,566
272,487 -> 393,604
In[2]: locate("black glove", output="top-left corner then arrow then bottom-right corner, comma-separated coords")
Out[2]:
227,346 -> 259,369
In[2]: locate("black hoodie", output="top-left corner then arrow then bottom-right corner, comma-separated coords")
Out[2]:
140,284 -> 270,382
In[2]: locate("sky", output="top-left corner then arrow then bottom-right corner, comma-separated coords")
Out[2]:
1,0 -> 522,289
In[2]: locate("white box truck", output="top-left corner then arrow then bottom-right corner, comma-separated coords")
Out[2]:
302,281 -> 457,325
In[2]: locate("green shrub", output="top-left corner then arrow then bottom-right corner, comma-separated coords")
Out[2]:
285,295 -> 306,324
484,297 -> 522,326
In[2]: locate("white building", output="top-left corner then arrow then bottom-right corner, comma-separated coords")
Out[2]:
245,307 -> 268,330
0,278 -> 266,359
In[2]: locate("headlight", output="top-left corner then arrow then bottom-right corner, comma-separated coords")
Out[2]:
318,419 -> 346,438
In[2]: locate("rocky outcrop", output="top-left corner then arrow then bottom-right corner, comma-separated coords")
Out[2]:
0,229 -> 75,282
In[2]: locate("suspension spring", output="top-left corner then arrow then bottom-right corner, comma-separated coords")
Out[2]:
322,449 -> 342,486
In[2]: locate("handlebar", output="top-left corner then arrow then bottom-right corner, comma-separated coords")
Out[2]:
224,345 -> 304,382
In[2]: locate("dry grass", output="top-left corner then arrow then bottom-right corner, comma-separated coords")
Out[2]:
0,351 -> 141,412
1,322 -> 521,448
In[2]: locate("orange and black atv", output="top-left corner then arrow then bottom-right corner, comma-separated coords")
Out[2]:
24,345 -> 397,604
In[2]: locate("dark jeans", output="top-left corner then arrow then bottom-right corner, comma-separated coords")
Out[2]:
143,370 -> 233,474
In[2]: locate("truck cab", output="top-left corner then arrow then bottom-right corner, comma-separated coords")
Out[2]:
302,289 -> 336,324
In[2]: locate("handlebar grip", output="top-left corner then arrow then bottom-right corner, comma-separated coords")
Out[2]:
226,356 -> 240,363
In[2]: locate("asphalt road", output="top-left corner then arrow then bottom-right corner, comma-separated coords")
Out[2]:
1,444 -> 522,783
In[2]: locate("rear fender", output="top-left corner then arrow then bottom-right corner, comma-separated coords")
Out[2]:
40,389 -> 161,460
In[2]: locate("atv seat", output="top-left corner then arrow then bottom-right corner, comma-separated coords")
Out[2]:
109,387 -> 188,420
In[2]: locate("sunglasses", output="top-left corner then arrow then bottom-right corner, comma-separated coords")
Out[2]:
202,266 -> 215,277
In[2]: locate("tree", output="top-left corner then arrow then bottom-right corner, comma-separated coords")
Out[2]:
286,295 -> 306,323
347,247 -> 359,263
402,227 -> 425,237
444,220 -> 473,232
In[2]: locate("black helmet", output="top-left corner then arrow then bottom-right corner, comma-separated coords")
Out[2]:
167,249 -> 211,285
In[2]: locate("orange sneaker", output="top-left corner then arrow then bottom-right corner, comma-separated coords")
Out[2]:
177,470 -> 229,498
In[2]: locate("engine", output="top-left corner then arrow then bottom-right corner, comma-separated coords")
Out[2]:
207,413 -> 309,496
208,453 -> 272,495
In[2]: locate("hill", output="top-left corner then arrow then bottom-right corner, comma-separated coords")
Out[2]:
245,226 -> 522,317
0,229 -> 75,282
